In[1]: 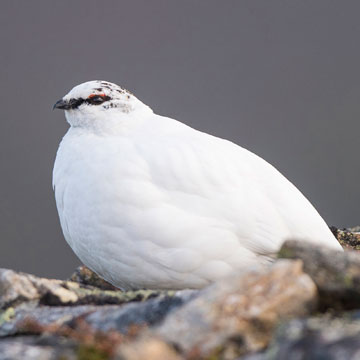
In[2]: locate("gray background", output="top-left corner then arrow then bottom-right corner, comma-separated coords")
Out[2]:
0,1 -> 359,279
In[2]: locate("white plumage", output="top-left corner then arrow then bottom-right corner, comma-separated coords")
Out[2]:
53,80 -> 342,290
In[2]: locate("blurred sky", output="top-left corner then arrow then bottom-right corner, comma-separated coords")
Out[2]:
0,0 -> 359,278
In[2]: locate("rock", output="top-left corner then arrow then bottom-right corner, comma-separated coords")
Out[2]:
124,260 -> 316,359
85,290 -> 195,333
58,284 -> 174,307
0,291 -> 194,338
69,266 -> 118,291
244,312 -> 360,360
0,269 -> 77,309
8,237 -> 360,359
0,268 -> 195,359
330,226 -> 360,250
0,268 -> 175,308
279,240 -> 360,310
0,292 -> 192,359
0,336 -> 76,360
116,338 -> 182,360
0,302 -> 99,337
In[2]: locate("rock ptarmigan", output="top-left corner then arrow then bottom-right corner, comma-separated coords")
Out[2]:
53,80 -> 342,290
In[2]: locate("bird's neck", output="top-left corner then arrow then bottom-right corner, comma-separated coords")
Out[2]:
66,106 -> 153,136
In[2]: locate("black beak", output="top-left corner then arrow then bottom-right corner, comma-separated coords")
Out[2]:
53,99 -> 70,110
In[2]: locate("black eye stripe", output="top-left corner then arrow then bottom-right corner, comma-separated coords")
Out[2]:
68,98 -> 85,109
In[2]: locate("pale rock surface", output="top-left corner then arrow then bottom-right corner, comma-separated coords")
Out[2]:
132,260 -> 317,359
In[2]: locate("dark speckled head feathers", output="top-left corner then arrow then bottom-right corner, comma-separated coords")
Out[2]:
53,80 -> 152,131
54,80 -> 137,113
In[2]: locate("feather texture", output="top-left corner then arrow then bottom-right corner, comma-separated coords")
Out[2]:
53,81 -> 342,290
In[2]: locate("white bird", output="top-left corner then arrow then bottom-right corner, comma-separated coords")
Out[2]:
53,80 -> 342,290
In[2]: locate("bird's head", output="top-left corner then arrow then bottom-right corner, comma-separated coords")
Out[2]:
54,80 -> 151,131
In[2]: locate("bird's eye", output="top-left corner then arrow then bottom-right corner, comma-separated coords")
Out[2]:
89,96 -> 105,104
86,94 -> 110,105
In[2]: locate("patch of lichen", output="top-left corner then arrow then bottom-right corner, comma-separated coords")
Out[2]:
204,346 -> 224,360
0,307 -> 15,326
343,274 -> 354,288
66,283 -> 175,305
330,226 -> 360,250
68,266 -> 177,304
77,345 -> 109,360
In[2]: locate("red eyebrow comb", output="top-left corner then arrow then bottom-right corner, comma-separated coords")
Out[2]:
88,93 -> 106,98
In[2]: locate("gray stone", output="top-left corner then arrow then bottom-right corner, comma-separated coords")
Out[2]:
279,240 -> 360,310
0,291 -> 194,338
86,290 -> 196,333
243,312 -> 360,360
0,336 -> 76,360
0,302 -> 99,337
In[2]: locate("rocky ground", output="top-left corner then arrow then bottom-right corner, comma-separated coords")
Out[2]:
0,227 -> 359,360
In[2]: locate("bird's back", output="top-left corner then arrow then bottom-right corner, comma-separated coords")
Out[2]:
141,115 -> 341,247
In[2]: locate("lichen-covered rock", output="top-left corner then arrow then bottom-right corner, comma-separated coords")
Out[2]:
279,240 -> 360,310
0,302 -> 99,337
0,268 -> 174,308
330,226 -> 360,250
0,291 -> 194,338
69,266 -> 118,291
125,260 -> 316,359
0,269 -> 77,309
6,233 -> 360,359
85,290 -> 195,333
243,312 -> 360,360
